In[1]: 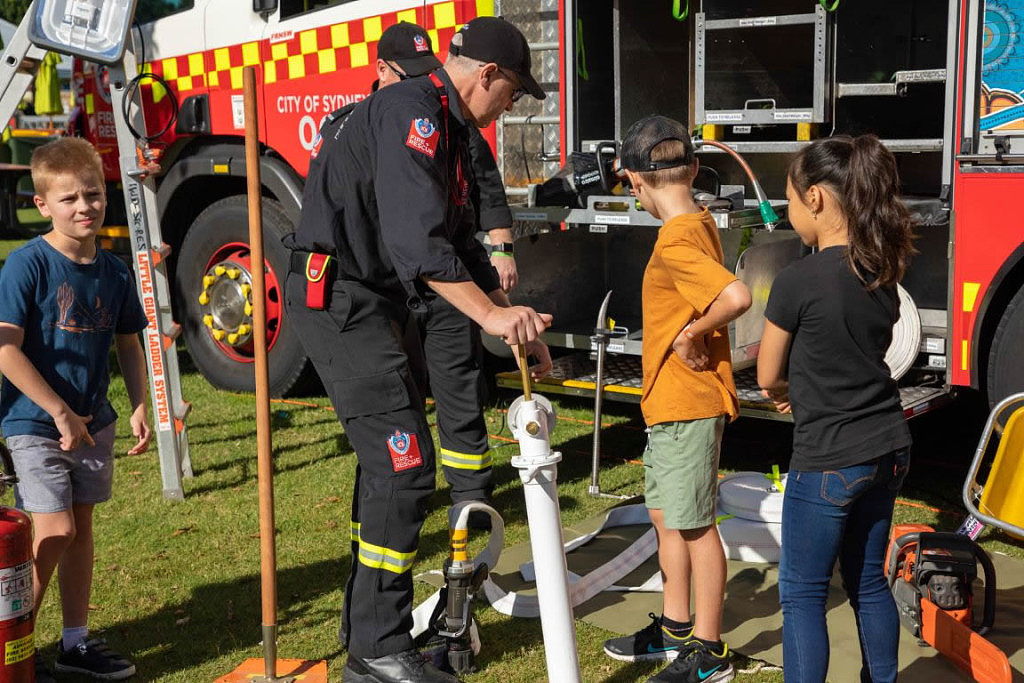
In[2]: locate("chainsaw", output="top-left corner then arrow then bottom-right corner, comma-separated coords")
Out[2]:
884,523 -> 1011,682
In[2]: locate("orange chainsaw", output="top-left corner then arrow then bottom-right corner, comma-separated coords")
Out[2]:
885,523 -> 1011,683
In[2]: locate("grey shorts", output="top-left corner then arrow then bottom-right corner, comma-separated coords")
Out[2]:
644,416 -> 725,530
5,422 -> 117,513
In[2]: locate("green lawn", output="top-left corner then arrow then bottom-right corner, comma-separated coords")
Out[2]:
1,237 -> 1019,682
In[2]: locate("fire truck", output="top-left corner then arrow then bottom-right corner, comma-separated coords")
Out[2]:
63,0 -> 1024,418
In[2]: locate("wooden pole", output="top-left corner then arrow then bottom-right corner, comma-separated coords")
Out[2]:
518,343 -> 532,401
243,66 -> 280,681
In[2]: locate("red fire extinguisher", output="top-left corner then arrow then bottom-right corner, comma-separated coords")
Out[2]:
0,440 -> 33,682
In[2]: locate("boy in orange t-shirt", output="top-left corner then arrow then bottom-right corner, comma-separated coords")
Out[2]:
602,116 -> 751,683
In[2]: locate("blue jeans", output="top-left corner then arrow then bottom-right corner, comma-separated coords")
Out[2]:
779,449 -> 910,683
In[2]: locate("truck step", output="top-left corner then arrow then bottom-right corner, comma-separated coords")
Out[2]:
497,353 -> 951,421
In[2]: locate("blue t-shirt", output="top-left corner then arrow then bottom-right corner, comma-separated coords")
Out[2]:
0,237 -> 149,440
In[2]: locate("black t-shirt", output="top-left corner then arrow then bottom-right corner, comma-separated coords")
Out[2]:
764,246 -> 911,471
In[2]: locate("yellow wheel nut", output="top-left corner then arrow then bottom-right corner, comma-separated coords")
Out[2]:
203,315 -> 214,328
227,333 -> 239,344
214,265 -> 226,276
198,292 -> 209,305
203,275 -> 216,288
212,329 -> 225,341
227,268 -> 240,279
241,284 -> 251,298
244,302 -> 253,316
237,324 -> 251,336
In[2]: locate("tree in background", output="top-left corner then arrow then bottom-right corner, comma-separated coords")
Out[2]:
0,0 -> 31,27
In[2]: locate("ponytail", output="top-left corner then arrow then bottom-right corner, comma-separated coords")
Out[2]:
788,134 -> 915,289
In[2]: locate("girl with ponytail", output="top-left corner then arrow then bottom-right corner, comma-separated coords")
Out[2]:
757,134 -> 915,682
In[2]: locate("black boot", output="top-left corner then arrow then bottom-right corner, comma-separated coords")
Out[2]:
342,649 -> 463,682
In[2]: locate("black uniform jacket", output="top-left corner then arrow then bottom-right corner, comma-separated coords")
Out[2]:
467,126 -> 513,233
292,68 -> 500,303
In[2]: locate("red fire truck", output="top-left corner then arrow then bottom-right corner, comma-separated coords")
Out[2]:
65,0 -> 1024,417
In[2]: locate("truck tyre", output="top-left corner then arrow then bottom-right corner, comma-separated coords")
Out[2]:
986,283 -> 1024,407
176,196 -> 309,396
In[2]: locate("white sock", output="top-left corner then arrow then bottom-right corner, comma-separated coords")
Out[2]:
62,626 -> 88,651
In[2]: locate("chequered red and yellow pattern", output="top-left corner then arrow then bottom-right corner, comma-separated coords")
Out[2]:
146,1 -> 480,95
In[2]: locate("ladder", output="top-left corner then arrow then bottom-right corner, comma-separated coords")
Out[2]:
0,6 -> 192,499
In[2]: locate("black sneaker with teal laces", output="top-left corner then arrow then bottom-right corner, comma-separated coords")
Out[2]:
603,612 -> 693,662
647,638 -> 735,683
54,638 -> 136,680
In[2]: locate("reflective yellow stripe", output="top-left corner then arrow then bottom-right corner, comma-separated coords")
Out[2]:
357,538 -> 417,574
963,282 -> 981,312
440,448 -> 492,471
351,520 -> 416,573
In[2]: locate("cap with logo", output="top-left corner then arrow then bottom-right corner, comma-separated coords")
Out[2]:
448,16 -> 545,100
376,22 -> 443,77
619,115 -> 695,172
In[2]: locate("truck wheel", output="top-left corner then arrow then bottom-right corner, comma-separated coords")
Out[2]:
986,283 -> 1024,407
176,196 -> 309,395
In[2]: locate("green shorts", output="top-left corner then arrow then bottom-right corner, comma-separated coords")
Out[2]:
643,416 -> 725,530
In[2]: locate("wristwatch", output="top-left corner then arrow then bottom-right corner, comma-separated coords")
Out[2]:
491,242 -> 515,254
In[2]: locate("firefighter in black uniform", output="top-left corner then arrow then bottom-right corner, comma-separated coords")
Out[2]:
372,22 -> 519,524
283,16 -> 550,683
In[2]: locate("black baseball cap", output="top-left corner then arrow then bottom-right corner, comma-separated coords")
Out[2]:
377,22 -> 442,77
619,115 -> 695,172
449,16 -> 545,100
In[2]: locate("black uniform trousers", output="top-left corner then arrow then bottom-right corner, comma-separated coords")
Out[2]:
285,272 -> 435,659
420,296 -> 492,504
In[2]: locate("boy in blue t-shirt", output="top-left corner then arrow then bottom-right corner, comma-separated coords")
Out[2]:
0,137 -> 150,681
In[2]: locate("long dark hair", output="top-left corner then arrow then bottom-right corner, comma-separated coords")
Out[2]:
788,134 -> 915,289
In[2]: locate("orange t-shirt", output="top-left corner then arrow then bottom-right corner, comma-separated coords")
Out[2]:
641,208 -> 739,426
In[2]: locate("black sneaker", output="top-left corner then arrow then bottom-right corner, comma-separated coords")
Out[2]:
35,653 -> 57,683
603,612 -> 692,662
55,638 -> 136,680
647,639 -> 735,683
342,649 -> 463,682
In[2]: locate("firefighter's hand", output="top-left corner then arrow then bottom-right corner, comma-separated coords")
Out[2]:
515,338 -> 552,380
127,404 -> 152,455
672,328 -> 709,371
484,305 -> 552,345
54,409 -> 94,452
761,387 -> 791,414
491,253 -> 519,293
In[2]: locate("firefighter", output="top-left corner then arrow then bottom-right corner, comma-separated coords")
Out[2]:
373,21 -> 519,526
283,16 -> 550,683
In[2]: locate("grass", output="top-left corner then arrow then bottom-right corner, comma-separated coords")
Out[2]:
1,237 -> 1020,681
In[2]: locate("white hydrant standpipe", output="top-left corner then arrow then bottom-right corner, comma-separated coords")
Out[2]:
509,344 -> 582,683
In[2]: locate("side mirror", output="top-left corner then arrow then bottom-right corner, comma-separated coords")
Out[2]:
253,0 -> 277,14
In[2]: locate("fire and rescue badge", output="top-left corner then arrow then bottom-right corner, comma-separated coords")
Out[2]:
406,117 -> 440,158
386,429 -> 423,471
414,34 -> 429,52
